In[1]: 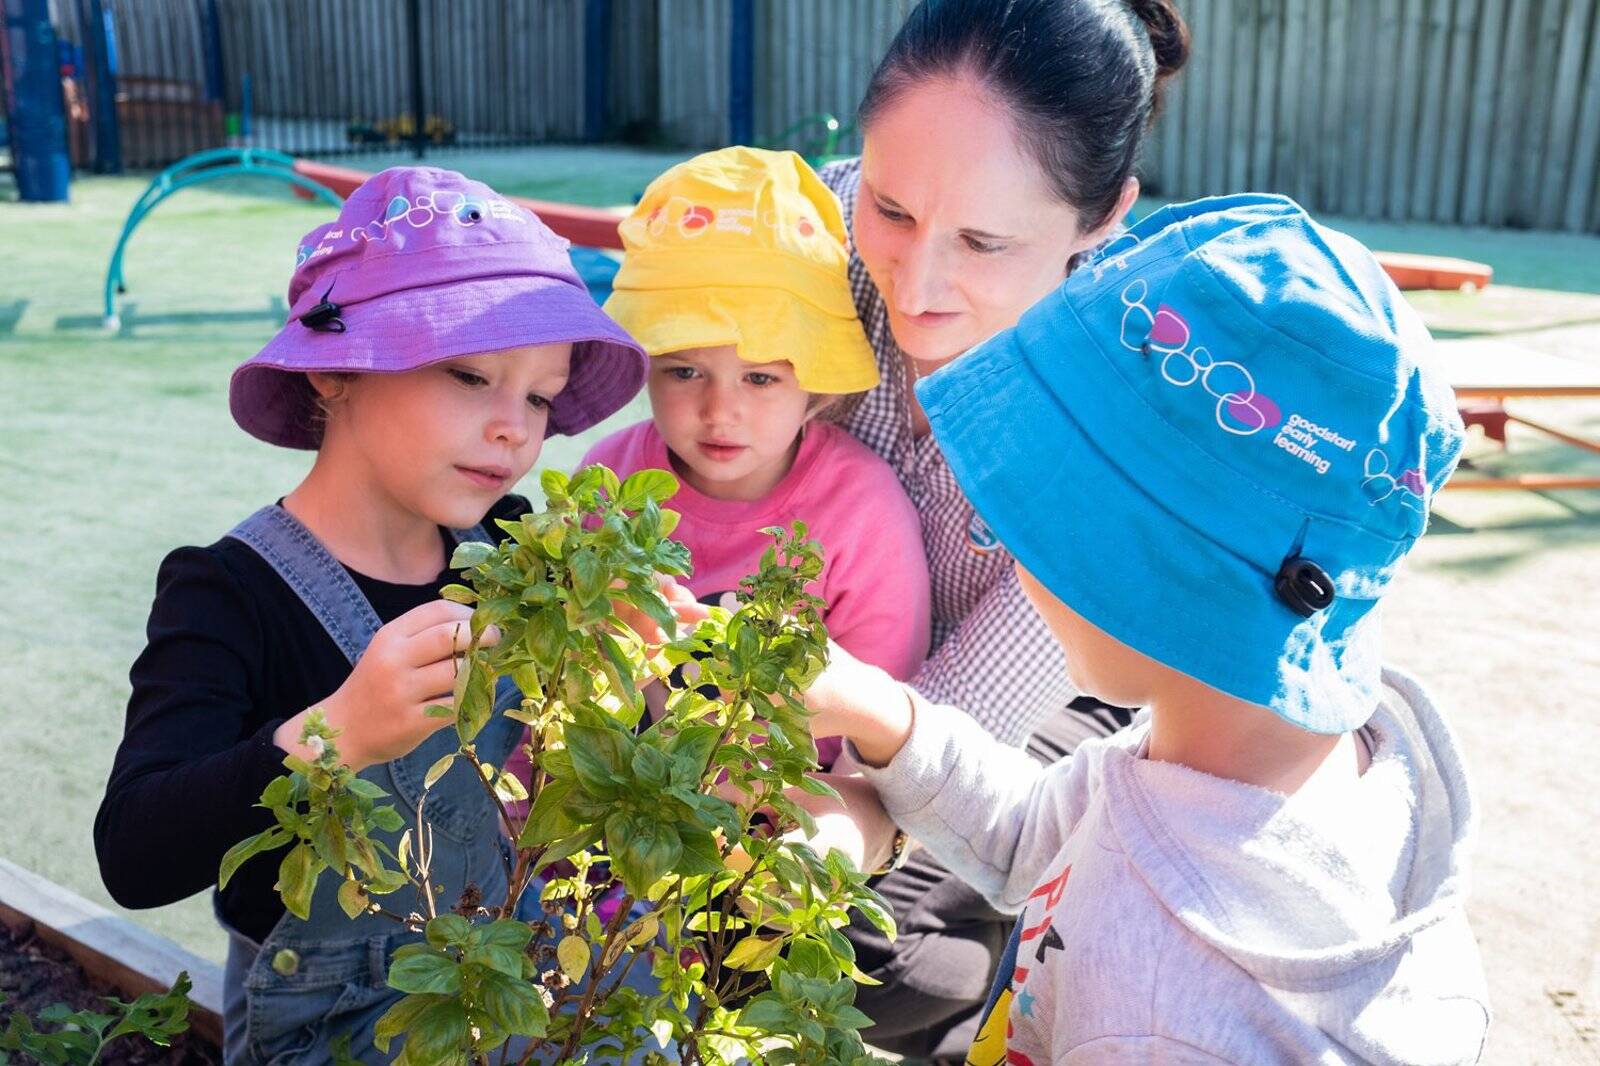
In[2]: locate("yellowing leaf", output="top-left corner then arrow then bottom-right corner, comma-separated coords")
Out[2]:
424,753 -> 455,789
556,935 -> 590,982
724,935 -> 783,972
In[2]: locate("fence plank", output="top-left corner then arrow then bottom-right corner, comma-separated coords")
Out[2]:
1225,0 -> 1256,192
1320,0 -> 1350,214
1278,0 -> 1308,203
1178,0 -> 1209,200
1538,0 -> 1596,228
1484,0 -> 1534,227
1408,0 -> 1452,219
1433,0 -> 1478,220
1386,0 -> 1425,218
1567,1 -> 1600,230
1362,0 -> 1402,218
1294,0 -> 1326,207
1460,0 -> 1507,223
1515,0 -> 1566,226
1245,0 -> 1278,192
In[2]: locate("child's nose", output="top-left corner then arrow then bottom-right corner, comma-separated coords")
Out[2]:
699,380 -> 740,423
487,393 -> 532,446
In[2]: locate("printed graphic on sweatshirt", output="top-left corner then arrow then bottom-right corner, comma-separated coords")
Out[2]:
966,865 -> 1072,1066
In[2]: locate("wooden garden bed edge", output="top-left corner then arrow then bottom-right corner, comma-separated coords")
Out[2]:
0,858 -> 223,1046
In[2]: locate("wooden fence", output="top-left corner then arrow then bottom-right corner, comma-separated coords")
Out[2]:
40,0 -> 1600,231
1143,0 -> 1600,232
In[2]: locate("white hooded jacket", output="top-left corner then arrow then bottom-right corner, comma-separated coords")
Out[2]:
856,668 -> 1490,1064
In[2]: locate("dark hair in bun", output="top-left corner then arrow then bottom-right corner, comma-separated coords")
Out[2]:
860,0 -> 1191,229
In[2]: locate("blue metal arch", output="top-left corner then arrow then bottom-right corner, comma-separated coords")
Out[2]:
103,148 -> 343,328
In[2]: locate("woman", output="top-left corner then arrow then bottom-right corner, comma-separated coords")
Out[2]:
810,0 -> 1189,1056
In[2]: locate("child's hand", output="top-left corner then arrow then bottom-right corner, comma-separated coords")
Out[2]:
611,574 -> 709,650
803,641 -> 917,768
274,600 -> 501,772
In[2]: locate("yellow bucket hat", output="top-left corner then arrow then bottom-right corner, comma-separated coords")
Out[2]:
605,146 -> 879,395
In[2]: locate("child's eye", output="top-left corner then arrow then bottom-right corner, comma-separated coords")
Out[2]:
665,366 -> 698,381
448,368 -> 488,387
874,199 -> 910,224
962,235 -> 1005,255
746,372 -> 779,387
527,394 -> 551,411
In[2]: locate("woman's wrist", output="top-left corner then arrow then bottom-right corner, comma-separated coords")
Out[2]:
846,677 -> 916,769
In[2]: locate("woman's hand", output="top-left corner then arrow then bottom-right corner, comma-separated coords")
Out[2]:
274,600 -> 499,772
719,774 -> 902,876
784,773 -> 901,874
805,640 -> 917,768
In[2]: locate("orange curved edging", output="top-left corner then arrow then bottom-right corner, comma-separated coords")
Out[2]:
291,159 -> 626,250
1374,251 -> 1493,292
293,162 -> 1495,291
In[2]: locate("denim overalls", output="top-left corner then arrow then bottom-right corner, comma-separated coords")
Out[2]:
218,505 -> 524,1064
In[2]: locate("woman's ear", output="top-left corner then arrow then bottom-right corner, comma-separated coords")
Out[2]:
1093,177 -> 1142,245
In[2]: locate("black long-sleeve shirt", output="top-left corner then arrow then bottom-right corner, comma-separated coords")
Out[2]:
94,496 -> 528,944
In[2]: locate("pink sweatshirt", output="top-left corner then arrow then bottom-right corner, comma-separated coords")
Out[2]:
585,419 -> 932,766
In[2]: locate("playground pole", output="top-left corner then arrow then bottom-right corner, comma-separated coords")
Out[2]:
728,0 -> 754,146
407,0 -> 424,160
4,0 -> 71,201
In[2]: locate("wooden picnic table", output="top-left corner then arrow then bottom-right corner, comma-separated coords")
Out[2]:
1436,339 -> 1600,491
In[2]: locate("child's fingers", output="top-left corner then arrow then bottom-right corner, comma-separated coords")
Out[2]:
393,599 -> 475,636
410,657 -> 466,704
408,619 -> 502,666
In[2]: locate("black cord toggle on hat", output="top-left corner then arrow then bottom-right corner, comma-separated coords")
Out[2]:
1274,556 -> 1335,617
299,285 -> 346,333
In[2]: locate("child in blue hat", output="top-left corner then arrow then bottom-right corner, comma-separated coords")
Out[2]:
805,195 -> 1490,1063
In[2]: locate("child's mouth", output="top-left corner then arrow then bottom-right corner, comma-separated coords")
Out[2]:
697,441 -> 747,463
456,464 -> 512,489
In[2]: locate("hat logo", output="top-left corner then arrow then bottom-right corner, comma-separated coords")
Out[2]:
1362,445 -> 1427,512
1118,279 -> 1282,436
350,189 -> 520,245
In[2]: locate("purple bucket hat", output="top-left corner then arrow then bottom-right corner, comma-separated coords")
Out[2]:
230,166 -> 647,448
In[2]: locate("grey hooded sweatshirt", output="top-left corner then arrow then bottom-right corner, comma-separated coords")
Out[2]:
855,668 -> 1490,1064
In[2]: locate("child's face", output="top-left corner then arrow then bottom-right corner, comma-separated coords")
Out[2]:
647,344 -> 812,502
1015,562 -> 1163,709
312,342 -> 571,529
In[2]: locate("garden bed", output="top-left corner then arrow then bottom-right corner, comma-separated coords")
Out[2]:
0,860 -> 222,1060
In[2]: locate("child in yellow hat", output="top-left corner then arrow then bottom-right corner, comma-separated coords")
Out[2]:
591,146 -> 931,767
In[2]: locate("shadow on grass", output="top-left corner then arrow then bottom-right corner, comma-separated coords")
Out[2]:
0,300 -> 26,335
53,297 -> 288,336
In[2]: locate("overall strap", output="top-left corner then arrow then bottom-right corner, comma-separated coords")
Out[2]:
225,506 -> 492,665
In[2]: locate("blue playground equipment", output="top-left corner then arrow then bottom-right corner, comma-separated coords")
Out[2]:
102,147 -> 342,329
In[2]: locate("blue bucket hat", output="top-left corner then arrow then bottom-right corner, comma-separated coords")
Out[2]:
917,194 -> 1465,734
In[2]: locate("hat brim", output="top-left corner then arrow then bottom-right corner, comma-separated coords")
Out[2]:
603,286 -> 879,395
917,327 -> 1384,735
232,274 -> 646,448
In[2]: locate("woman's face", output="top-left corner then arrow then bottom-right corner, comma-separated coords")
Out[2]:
853,73 -> 1131,364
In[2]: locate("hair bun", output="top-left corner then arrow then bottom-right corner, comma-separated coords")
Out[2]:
1127,0 -> 1190,80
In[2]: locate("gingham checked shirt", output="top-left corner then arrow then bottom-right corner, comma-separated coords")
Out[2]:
820,158 -> 1075,747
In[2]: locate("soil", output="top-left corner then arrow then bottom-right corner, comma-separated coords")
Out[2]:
0,923 -> 219,1065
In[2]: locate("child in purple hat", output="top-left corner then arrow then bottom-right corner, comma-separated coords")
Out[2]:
95,167 -> 647,1064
